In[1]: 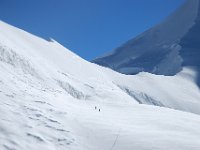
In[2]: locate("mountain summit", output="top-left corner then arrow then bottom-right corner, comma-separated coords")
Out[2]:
93,0 -> 200,86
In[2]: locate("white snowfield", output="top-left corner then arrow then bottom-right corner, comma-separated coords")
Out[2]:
0,20 -> 200,150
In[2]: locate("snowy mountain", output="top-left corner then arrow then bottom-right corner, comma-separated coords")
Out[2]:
0,19 -> 200,150
93,0 -> 200,87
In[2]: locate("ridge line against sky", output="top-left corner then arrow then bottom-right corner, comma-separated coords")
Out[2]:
0,0 -> 185,60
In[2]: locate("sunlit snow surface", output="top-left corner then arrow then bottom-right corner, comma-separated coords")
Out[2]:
0,20 -> 200,150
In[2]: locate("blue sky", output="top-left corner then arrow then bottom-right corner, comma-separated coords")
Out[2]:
0,0 -> 185,60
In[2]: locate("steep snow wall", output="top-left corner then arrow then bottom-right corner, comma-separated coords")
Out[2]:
180,0 -> 200,86
93,0 -> 200,87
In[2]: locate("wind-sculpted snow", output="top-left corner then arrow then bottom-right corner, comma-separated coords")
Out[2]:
0,92 -> 75,150
0,19 -> 200,149
57,80 -> 88,99
117,85 -> 164,106
0,45 -> 41,79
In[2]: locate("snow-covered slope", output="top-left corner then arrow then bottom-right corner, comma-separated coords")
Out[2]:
0,20 -> 200,150
93,0 -> 200,86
